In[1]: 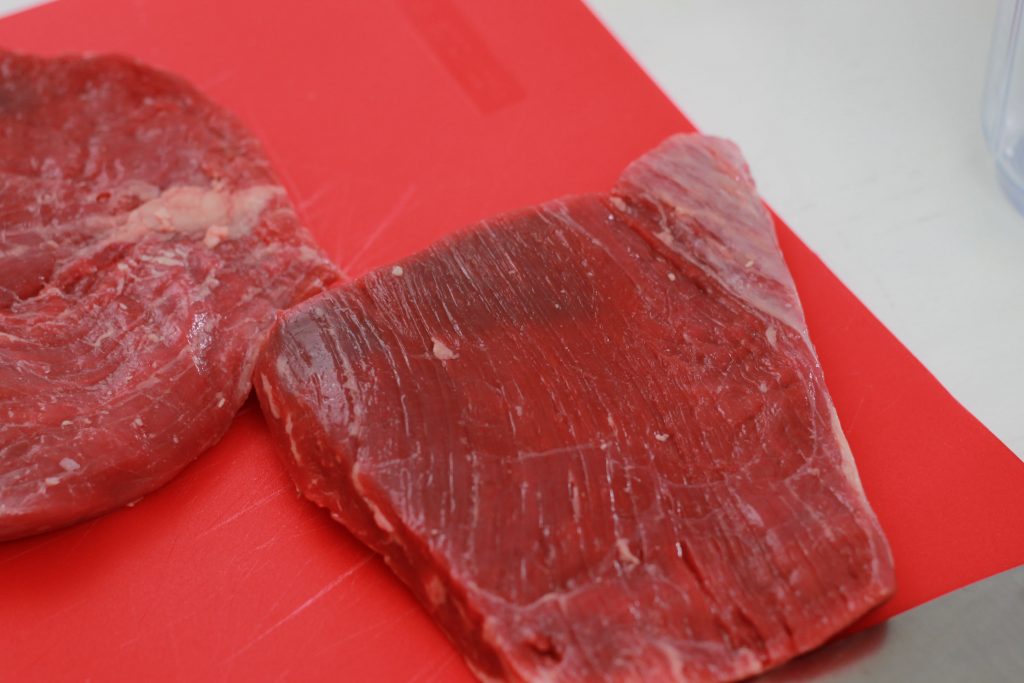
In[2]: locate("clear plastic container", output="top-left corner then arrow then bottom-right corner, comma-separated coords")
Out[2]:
978,0 -> 1024,211
984,0 -> 1024,213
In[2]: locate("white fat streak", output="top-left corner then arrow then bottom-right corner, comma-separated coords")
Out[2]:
655,641 -> 686,681
260,374 -> 281,420
391,265 -> 404,276
140,255 -> 185,267
350,463 -> 394,534
88,324 -> 116,349
284,413 -> 302,465
42,458 -> 81,488
366,499 -> 395,534
765,325 -> 778,348
108,184 -> 284,245
351,461 -> 365,495
616,538 -> 641,567
739,500 -> 764,527
431,337 -> 457,360
654,431 -> 670,442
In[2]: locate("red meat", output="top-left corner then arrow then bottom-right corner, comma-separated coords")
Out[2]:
255,134 -> 894,681
0,50 -> 339,540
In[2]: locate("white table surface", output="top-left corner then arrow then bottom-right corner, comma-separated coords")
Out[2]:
2,0 -> 1021,461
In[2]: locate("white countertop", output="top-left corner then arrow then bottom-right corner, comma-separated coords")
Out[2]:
2,0 -> 1021,460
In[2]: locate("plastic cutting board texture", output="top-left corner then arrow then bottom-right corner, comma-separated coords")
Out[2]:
1,1 -> 1022,681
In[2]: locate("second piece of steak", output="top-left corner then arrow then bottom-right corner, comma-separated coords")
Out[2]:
0,50 -> 339,540
254,134 -> 894,682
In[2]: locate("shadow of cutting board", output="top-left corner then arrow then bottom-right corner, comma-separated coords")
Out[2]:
1,1 -> 1022,680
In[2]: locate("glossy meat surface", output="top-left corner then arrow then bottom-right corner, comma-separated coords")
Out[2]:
0,50 -> 339,540
255,135 -> 894,682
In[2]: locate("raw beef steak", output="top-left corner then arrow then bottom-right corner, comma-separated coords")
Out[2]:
255,134 -> 894,682
0,50 -> 339,540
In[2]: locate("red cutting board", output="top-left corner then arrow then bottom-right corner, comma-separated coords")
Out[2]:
1,1 -> 1022,681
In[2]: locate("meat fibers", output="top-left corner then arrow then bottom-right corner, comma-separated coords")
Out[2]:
0,50 -> 339,540
255,134 -> 894,681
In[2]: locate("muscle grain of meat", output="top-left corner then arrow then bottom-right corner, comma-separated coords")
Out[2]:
255,134 -> 894,681
0,50 -> 339,540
